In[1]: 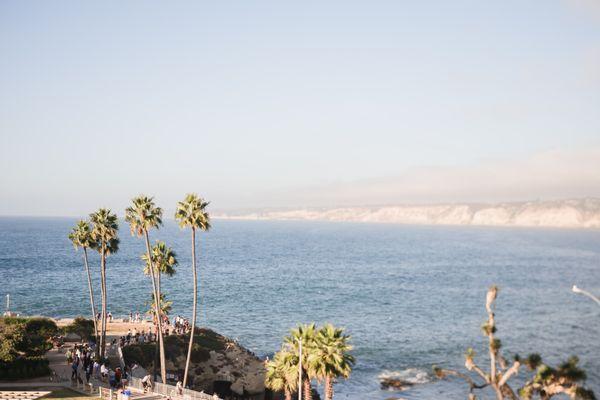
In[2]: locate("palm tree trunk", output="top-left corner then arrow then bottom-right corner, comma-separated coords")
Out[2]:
324,376 -> 334,400
303,377 -> 312,400
144,231 -> 167,384
284,389 -> 292,400
99,247 -> 107,359
183,228 -> 197,387
83,248 -> 99,345
157,271 -> 161,296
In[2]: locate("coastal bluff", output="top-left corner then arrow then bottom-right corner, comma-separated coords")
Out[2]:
122,328 -> 266,397
214,198 -> 600,229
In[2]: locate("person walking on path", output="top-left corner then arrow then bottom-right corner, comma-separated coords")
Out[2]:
71,358 -> 79,380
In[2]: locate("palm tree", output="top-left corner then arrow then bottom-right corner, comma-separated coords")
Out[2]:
142,238 -> 177,378
142,240 -> 178,296
308,324 -> 354,400
89,209 -> 119,359
68,220 -> 99,344
285,323 -> 318,400
266,350 -> 299,400
125,195 -> 167,383
146,292 -> 173,319
175,193 -> 211,387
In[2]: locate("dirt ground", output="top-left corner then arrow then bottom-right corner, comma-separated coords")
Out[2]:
55,318 -> 153,339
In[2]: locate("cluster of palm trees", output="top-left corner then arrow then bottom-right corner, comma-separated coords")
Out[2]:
68,194 -> 210,386
266,323 -> 354,400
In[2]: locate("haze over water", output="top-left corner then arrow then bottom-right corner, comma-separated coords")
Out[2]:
1,217 -> 598,399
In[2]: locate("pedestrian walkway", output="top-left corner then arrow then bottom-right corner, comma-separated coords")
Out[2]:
0,392 -> 50,400
0,343 -> 218,400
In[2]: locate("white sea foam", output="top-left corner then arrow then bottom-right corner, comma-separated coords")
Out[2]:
378,368 -> 430,385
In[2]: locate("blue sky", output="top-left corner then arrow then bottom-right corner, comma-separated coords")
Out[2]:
1,1 -> 599,215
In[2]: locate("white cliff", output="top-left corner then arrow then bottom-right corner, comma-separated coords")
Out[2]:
215,198 -> 600,228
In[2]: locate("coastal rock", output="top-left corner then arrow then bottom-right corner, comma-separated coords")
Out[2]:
122,328 -> 265,397
378,368 -> 430,391
380,377 -> 414,391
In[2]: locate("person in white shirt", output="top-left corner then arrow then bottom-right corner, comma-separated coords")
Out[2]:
141,374 -> 153,392
100,364 -> 109,381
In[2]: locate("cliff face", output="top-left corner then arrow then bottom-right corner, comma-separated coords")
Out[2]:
215,198 -> 600,228
123,329 -> 265,396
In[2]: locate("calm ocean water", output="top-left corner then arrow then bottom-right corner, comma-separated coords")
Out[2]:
1,217 -> 599,399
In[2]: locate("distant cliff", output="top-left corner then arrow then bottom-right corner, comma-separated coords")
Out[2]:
215,199 -> 600,228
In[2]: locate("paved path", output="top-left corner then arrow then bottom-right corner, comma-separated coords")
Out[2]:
48,344 -> 169,399
0,391 -> 51,400
0,344 -> 174,400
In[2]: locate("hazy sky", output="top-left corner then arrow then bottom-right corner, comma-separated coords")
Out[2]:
1,1 -> 599,216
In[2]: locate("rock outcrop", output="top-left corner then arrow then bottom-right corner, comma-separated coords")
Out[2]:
122,329 -> 265,397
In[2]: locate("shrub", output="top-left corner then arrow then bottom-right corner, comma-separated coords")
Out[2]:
63,317 -> 95,341
194,329 -> 225,351
122,343 -> 156,367
1,316 -> 59,360
0,356 -> 50,380
164,335 -> 184,361
191,344 -> 210,363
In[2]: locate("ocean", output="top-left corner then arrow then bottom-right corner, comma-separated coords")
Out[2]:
1,217 -> 599,399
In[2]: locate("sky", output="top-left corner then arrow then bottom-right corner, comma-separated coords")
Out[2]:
1,1 -> 599,216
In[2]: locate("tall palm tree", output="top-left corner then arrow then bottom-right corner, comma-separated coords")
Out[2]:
89,209 -> 119,359
266,350 -> 299,400
125,195 -> 167,383
175,193 -> 211,387
285,323 -> 318,400
68,220 -> 99,344
308,324 -> 354,400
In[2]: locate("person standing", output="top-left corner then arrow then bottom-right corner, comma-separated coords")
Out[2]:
93,359 -> 100,378
71,358 -> 79,380
85,359 -> 93,383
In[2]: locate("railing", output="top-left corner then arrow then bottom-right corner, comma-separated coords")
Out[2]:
129,376 -> 220,400
98,387 -> 115,399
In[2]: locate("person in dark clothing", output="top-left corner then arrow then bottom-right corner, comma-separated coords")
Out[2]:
114,367 -> 122,388
71,358 -> 79,380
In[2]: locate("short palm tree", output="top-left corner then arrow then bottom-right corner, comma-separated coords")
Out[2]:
68,220 -> 99,344
142,240 -> 178,295
266,350 -> 299,400
146,292 -> 173,319
285,323 -> 318,400
308,324 -> 354,400
175,193 -> 211,387
89,208 -> 119,359
125,195 -> 167,383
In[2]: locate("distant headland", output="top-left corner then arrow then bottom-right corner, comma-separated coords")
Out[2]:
214,198 -> 600,229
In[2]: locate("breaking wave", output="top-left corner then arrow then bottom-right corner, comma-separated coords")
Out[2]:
378,368 -> 431,385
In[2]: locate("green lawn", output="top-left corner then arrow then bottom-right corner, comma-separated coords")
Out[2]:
41,388 -> 92,399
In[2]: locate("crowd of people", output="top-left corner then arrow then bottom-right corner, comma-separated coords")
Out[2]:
95,311 -> 145,323
115,328 -> 155,347
148,314 -> 193,336
171,315 -> 192,335
66,343 -> 131,389
65,344 -> 95,384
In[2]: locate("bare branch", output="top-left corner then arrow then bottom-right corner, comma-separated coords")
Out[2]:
498,361 -> 520,387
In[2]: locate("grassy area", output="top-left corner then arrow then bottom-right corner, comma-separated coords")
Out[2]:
41,388 -> 92,399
